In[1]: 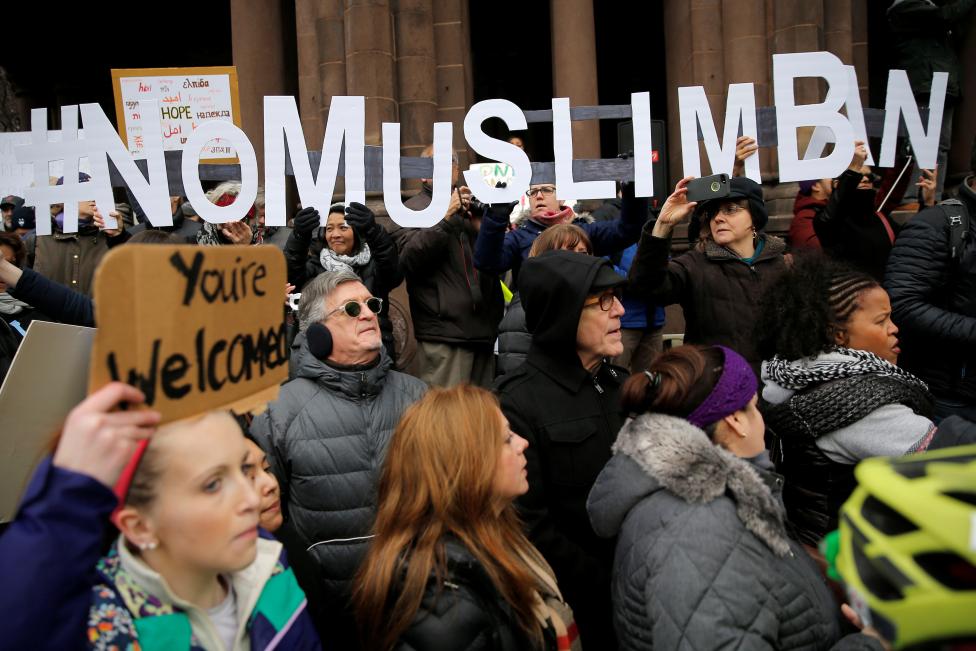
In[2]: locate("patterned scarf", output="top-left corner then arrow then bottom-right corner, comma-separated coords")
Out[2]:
319,242 -> 371,274
762,347 -> 928,393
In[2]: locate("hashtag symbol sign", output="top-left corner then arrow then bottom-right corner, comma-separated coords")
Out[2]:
14,105 -> 96,236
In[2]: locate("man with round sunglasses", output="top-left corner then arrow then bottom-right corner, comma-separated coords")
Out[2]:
250,269 -> 426,647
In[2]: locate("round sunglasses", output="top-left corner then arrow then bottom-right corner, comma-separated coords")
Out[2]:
326,296 -> 383,319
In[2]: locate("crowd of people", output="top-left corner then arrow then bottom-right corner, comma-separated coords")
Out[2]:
3,12 -> 976,644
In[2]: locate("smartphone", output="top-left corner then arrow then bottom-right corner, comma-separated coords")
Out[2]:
686,173 -> 731,204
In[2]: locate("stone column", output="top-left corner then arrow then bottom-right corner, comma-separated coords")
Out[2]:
550,0 -> 601,159
318,0 -> 348,127
851,0 -> 869,105
295,0 -> 323,147
771,0 -> 825,167
344,0 -> 397,146
663,0 -> 694,184
722,0 -> 770,177
394,0 -> 438,171
231,0 -> 289,171
433,0 -> 472,164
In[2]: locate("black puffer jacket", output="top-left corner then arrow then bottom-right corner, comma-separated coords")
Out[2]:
884,179 -> 976,402
629,225 -> 788,369
394,538 -> 553,651
394,187 -> 503,345
249,335 -> 426,642
495,250 -> 627,647
497,293 -> 530,377
586,414 -> 882,651
284,222 -> 402,360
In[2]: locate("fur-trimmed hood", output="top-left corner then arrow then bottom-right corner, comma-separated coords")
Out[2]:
587,413 -> 791,557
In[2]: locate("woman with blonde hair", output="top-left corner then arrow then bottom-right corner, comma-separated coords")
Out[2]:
353,385 -> 577,651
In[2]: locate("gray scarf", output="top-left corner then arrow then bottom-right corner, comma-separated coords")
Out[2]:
762,347 -> 927,393
319,242 -> 371,275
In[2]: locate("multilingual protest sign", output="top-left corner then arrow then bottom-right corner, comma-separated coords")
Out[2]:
88,245 -> 288,425
111,66 -> 242,164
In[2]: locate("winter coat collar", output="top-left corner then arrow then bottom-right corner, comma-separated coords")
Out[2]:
290,330 -> 394,399
701,233 -> 786,263
590,413 -> 791,557
106,536 -> 282,650
526,345 -> 624,394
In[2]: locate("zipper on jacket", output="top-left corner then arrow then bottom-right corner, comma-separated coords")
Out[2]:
360,372 -> 367,398
592,375 -> 604,394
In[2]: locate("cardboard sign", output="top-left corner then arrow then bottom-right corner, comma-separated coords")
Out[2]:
0,321 -> 95,522
111,66 -> 242,164
88,245 -> 288,425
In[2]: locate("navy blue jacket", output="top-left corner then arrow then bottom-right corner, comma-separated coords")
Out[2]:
10,268 -> 94,327
2,458 -> 117,651
474,189 -> 647,282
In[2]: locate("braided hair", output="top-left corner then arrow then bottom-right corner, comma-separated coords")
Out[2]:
757,252 -> 879,361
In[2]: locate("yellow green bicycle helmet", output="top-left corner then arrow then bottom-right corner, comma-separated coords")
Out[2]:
836,444 -> 976,649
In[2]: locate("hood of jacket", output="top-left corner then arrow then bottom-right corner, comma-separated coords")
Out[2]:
587,413 -> 791,556
518,250 -> 616,356
793,193 -> 827,215
289,329 -> 394,399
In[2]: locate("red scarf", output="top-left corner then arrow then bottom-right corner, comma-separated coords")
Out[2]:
532,206 -> 574,227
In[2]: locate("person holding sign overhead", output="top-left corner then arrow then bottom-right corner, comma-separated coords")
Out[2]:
250,269 -> 427,648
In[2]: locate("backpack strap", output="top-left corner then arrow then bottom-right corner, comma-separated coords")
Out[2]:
939,198 -> 970,264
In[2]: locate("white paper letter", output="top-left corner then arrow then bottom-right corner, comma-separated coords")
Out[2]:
879,69 -> 948,169
80,101 -> 170,229
462,99 -> 530,203
552,98 -> 615,202
803,66 -> 874,166
631,92 -> 655,197
678,83 -> 759,181
383,122 -> 452,228
774,51 -> 854,182
182,121 -> 259,224
263,95 -> 366,227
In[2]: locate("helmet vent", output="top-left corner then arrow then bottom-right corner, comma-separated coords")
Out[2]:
862,495 -> 918,535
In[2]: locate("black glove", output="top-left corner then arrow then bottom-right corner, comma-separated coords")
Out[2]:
485,199 -> 519,224
344,202 -> 379,239
293,207 -> 320,241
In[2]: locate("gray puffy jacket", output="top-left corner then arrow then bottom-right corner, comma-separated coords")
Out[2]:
586,414 -> 882,651
250,337 -> 427,601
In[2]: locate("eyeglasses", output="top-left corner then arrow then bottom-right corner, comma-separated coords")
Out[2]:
715,203 -> 748,216
582,289 -> 621,311
326,297 -> 383,319
526,186 -> 556,198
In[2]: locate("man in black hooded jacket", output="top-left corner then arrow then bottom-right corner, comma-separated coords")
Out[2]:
495,250 -> 628,647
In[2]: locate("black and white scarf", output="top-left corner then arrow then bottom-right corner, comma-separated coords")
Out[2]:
762,347 -> 928,393
319,242 -> 371,275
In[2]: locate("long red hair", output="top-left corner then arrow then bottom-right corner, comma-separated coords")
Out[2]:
352,385 -> 544,650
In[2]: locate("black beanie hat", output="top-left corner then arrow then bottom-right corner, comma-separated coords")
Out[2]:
689,176 -> 768,242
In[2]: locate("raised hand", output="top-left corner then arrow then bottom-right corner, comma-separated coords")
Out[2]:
652,176 -> 699,237
292,207 -> 320,241
52,383 -> 162,489
221,220 -> 253,245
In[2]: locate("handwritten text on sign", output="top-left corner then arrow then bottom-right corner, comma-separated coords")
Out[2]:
89,245 -> 287,424
112,67 -> 241,161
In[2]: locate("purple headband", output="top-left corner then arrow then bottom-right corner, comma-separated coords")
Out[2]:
686,346 -> 757,429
